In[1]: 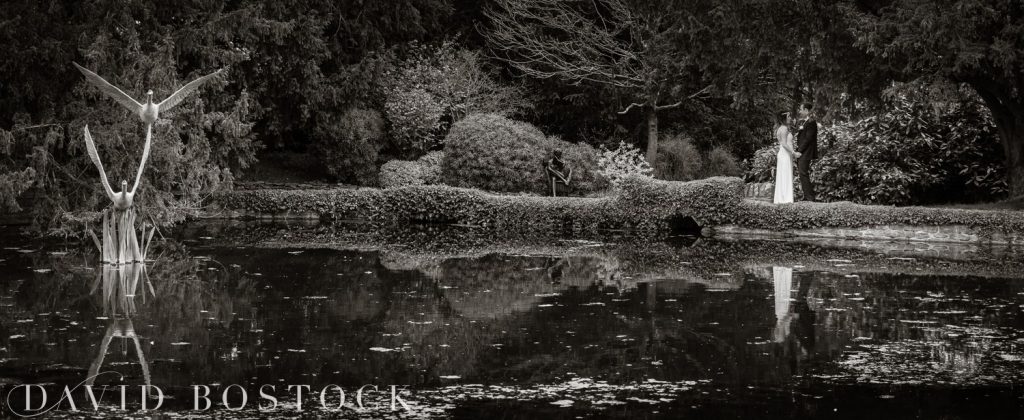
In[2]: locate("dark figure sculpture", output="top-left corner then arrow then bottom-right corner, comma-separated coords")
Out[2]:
545,150 -> 572,197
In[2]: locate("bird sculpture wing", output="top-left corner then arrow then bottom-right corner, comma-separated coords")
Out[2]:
157,68 -> 223,112
73,62 -> 143,113
83,125 -> 117,201
130,124 -> 153,195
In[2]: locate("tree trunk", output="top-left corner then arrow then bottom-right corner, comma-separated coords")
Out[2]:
645,107 -> 658,164
969,80 -> 1024,198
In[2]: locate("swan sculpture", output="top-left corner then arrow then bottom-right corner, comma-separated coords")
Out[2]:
83,124 -> 152,211
73,62 -> 223,125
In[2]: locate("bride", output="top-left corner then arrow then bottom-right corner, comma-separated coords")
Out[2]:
773,112 -> 801,204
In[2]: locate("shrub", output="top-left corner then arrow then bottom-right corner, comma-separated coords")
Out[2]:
812,84 -> 1006,205
382,88 -> 445,156
314,108 -> 386,186
655,134 -> 702,181
441,114 -> 548,193
744,145 -> 780,183
440,114 -> 605,195
547,137 -> 609,194
703,147 -> 742,178
598,142 -> 654,187
379,160 -> 423,188
379,151 -> 445,188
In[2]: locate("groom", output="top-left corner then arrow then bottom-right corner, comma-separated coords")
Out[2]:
795,103 -> 818,201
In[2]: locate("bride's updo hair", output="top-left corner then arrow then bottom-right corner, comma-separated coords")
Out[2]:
775,111 -> 789,126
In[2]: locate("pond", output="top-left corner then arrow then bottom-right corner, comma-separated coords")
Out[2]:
1,221 -> 1023,419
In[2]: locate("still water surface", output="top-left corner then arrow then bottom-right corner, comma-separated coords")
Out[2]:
1,222 -> 1023,418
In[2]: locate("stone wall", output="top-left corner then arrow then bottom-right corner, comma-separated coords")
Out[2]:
744,182 -> 774,200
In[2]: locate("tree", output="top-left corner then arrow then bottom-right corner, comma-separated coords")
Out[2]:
841,0 -> 1024,197
0,0 -> 258,231
483,0 -> 736,163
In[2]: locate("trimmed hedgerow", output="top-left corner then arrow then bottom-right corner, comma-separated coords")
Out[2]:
214,185 -> 638,232
731,199 -> 1024,236
211,176 -> 745,232
210,175 -> 1024,237
616,175 -> 744,226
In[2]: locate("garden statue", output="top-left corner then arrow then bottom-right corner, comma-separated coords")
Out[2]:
84,124 -> 155,264
74,62 -> 223,264
73,62 -> 223,126
545,150 -> 572,197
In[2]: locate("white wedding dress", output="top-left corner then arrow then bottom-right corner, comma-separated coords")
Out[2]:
773,126 -> 795,204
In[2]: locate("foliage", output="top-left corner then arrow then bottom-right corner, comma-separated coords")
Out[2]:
0,1 -> 267,232
732,200 -> 1024,237
655,134 -> 702,181
744,145 -> 781,183
616,175 -> 745,227
0,166 -> 35,213
314,108 -> 386,185
704,147 -> 742,178
439,114 -> 605,195
548,137 -> 609,195
840,0 -> 1024,195
382,88 -> 445,156
483,0 -> 759,162
380,151 -> 445,188
812,84 -> 1006,205
598,142 -> 653,187
440,114 -> 548,193
213,176 -> 745,232
213,176 -> 1024,238
379,42 -> 530,157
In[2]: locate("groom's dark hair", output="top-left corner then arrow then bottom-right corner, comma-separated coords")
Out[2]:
801,102 -> 814,112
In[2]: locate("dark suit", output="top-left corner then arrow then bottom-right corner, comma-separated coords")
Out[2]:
795,118 -> 818,201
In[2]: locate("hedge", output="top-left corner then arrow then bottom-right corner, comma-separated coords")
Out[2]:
731,200 -> 1024,236
209,176 -> 1024,237
211,177 -> 746,233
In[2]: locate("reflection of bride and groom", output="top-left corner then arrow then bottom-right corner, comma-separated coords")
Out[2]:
772,103 -> 818,204
769,266 -> 815,353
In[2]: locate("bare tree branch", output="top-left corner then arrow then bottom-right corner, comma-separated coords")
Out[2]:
617,102 -> 646,114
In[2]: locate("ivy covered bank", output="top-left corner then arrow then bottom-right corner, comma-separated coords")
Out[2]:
209,176 -> 1024,245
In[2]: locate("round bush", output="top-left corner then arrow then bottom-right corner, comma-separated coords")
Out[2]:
442,114 -> 607,195
441,114 -> 549,193
417,151 -> 444,185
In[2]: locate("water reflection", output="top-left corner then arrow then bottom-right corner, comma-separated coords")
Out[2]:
86,263 -> 153,387
1,226 -> 1023,417
773,266 -> 792,343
